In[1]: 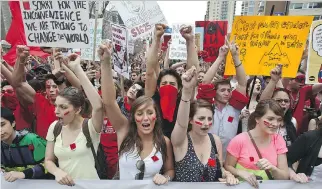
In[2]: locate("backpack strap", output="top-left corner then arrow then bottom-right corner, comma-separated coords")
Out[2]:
53,121 -> 63,142
82,119 -> 99,168
208,133 -> 219,155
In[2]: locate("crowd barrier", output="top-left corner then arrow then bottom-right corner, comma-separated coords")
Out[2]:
1,176 -> 321,189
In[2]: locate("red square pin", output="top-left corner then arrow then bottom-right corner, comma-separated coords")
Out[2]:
70,143 -> 76,151
227,116 -> 234,123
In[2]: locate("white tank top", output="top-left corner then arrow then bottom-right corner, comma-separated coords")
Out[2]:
119,146 -> 163,180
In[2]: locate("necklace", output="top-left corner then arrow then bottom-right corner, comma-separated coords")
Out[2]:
290,91 -> 300,110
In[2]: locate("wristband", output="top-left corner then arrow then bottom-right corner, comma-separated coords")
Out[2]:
181,99 -> 190,103
235,63 -> 242,68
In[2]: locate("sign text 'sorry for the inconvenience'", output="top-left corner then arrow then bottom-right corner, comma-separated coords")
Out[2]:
21,0 -> 90,48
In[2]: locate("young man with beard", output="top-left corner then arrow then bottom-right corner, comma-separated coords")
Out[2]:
11,46 -> 59,139
145,24 -> 200,138
281,70 -> 322,135
201,38 -> 248,159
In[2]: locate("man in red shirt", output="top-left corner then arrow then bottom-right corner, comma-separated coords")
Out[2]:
11,46 -> 58,138
283,70 -> 322,135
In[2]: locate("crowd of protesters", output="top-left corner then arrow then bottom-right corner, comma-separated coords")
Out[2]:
1,22 -> 322,188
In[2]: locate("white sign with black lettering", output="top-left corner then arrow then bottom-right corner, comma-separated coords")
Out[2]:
20,0 -> 90,48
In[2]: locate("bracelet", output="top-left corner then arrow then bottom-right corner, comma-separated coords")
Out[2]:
163,174 -> 171,182
181,99 -> 190,103
235,63 -> 242,68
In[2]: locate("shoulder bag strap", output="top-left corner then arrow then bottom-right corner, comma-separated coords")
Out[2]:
247,131 -> 274,180
82,119 -> 99,167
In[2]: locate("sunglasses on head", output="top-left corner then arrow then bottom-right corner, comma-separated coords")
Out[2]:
135,160 -> 145,180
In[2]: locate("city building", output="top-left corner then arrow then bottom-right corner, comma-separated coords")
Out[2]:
205,1 -> 236,32
241,1 -> 260,16
257,1 -> 289,15
288,1 -> 322,20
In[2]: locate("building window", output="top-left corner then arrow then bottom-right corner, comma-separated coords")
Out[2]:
313,15 -> 322,21
290,3 -> 303,9
309,2 -> 322,8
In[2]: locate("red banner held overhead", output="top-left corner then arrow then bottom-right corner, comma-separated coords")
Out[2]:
195,21 -> 228,63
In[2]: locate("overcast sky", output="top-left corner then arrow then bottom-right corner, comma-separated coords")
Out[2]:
158,1 -> 242,25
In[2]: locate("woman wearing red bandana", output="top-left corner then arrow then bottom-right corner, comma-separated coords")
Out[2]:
145,24 -> 200,139
100,42 -> 174,184
171,66 -> 238,185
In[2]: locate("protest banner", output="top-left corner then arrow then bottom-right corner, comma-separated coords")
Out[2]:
195,21 -> 227,62
195,27 -> 204,51
169,23 -> 195,60
111,23 -> 129,79
128,40 -> 135,54
306,20 -> 322,84
112,1 -> 167,40
224,16 -> 313,77
81,18 -> 103,61
20,0 -> 90,48
1,177 -> 322,189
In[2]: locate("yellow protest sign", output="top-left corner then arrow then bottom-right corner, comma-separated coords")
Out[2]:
225,16 -> 313,77
306,20 -> 322,84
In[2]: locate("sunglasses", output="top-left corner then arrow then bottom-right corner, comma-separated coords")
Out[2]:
294,76 -> 305,84
135,160 -> 145,180
275,99 -> 290,104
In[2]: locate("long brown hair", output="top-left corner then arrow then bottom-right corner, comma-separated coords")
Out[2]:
119,96 -> 167,161
248,99 -> 284,131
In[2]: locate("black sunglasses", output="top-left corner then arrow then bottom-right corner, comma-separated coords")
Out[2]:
135,160 -> 145,180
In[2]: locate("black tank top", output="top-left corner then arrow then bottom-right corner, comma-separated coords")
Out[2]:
175,133 -> 222,182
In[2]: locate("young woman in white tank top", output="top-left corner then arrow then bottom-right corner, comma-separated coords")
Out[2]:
100,43 -> 174,185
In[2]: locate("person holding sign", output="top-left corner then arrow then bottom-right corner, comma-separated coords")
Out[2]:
201,37 -> 248,159
225,100 -> 289,188
99,42 -> 175,184
171,66 -> 238,184
145,24 -> 200,139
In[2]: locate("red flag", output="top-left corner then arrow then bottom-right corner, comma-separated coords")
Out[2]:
3,1 -> 49,66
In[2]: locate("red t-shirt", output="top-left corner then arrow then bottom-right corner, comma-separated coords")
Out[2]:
32,93 -> 57,138
100,118 -> 118,179
13,104 -> 33,131
290,86 -> 313,133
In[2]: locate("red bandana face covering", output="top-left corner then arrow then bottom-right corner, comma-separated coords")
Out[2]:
2,93 -> 18,110
159,85 -> 178,122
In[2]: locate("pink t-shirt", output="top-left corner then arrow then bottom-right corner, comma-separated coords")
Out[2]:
227,132 -> 288,170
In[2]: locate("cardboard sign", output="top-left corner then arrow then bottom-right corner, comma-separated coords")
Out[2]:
225,16 -> 313,77
195,21 -> 228,62
111,24 -> 129,79
112,1 -> 167,40
81,18 -> 103,61
306,20 -> 322,84
20,0 -> 90,48
169,23 -> 195,60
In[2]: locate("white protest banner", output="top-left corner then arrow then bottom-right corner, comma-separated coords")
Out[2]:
128,40 -> 135,54
112,1 -> 167,40
306,20 -> 322,84
2,177 -> 322,189
169,23 -> 195,60
20,0 -> 90,48
111,24 -> 129,79
81,18 -> 103,61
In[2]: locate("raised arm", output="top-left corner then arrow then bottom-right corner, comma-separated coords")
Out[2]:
260,65 -> 282,100
163,40 -> 171,69
180,26 -> 199,70
171,66 -> 197,148
53,52 -> 81,90
99,43 -> 128,139
228,37 -> 247,96
11,46 -> 36,104
170,62 -> 186,70
145,24 -> 166,97
66,54 -> 103,133
203,39 -> 229,84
